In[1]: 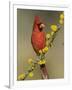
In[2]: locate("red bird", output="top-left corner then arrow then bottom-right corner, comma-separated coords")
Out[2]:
31,16 -> 48,79
31,16 -> 46,55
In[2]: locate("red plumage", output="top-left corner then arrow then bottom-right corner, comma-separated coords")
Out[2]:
31,16 -> 46,54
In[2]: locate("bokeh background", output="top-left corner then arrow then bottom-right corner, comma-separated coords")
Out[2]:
17,9 -> 64,80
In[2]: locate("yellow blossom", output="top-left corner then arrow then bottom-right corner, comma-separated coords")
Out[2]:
39,50 -> 42,54
38,59 -> 46,65
28,58 -> 33,64
18,73 -> 25,80
46,33 -> 51,39
59,19 -> 64,25
51,31 -> 54,36
38,60 -> 42,65
29,72 -> 33,77
42,46 -> 49,53
60,13 -> 64,20
51,25 -> 58,32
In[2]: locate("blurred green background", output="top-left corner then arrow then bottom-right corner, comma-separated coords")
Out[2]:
17,9 -> 64,80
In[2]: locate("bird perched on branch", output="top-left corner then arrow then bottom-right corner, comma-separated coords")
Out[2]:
31,16 -> 48,79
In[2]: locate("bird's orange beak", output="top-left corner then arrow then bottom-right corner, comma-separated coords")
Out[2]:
39,23 -> 45,29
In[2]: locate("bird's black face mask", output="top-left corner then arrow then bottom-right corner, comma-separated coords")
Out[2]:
39,27 -> 43,32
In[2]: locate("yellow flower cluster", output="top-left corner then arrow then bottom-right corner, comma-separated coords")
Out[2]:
39,46 -> 49,54
46,33 -> 51,39
28,58 -> 33,64
59,19 -> 64,25
59,13 -> 64,25
18,73 -> 25,80
50,25 -> 58,32
29,72 -> 33,77
51,31 -> 54,36
42,46 -> 49,53
38,59 -> 46,65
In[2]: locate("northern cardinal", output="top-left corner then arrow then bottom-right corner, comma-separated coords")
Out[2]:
31,16 -> 48,79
